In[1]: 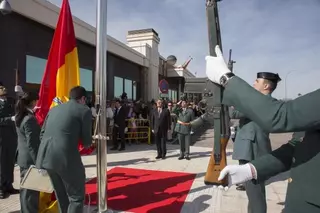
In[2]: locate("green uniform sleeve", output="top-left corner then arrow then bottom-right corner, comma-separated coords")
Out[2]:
172,106 -> 180,116
251,142 -> 295,183
82,109 -> 93,148
222,76 -> 320,133
24,117 -> 41,163
40,114 -> 49,141
229,107 -> 246,119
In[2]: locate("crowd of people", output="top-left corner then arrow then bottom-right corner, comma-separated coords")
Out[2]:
0,86 -> 205,212
87,92 -> 204,152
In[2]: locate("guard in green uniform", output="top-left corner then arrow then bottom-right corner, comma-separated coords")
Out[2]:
15,92 -> 40,213
36,86 -> 92,213
230,72 -> 281,213
175,98 -> 195,160
0,86 -> 18,199
206,45 -> 320,213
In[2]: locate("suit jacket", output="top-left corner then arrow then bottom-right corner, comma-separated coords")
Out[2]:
36,100 -> 92,172
174,107 -> 195,134
150,108 -> 171,134
230,108 -> 272,161
0,99 -> 17,185
223,76 -> 320,212
16,112 -> 41,168
114,106 -> 126,129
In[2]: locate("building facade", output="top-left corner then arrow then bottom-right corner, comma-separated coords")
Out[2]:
0,0 -> 195,102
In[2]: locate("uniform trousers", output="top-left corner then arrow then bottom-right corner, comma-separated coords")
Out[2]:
178,133 -> 191,156
239,160 -> 267,213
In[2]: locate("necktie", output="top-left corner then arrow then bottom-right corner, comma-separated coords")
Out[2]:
158,108 -> 161,117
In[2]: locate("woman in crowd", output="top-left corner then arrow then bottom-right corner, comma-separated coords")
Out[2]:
15,92 -> 41,213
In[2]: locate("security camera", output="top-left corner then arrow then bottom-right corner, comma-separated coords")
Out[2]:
0,0 -> 12,15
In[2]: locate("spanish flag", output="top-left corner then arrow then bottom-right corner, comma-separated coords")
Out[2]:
35,0 -> 79,212
35,0 -> 79,126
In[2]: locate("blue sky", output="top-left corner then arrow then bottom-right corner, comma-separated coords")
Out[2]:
48,0 -> 320,99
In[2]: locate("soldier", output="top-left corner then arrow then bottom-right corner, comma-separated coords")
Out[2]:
36,86 -> 92,213
206,45 -> 320,213
175,98 -> 195,160
0,86 -> 18,199
230,72 -> 281,213
15,92 -> 40,212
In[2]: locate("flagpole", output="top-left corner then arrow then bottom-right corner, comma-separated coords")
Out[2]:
95,0 -> 108,212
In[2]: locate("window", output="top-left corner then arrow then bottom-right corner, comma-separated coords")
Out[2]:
172,90 -> 177,102
26,55 -> 47,84
80,68 -> 92,91
133,81 -> 137,100
168,89 -> 177,102
114,76 -> 123,98
124,79 -> 132,100
26,55 -> 93,91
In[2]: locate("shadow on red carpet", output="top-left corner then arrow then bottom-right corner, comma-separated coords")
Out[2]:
85,167 -> 196,213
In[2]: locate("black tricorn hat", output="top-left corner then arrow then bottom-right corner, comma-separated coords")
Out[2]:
257,72 -> 281,83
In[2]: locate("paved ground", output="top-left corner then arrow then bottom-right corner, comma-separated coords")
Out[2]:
0,127 -> 291,213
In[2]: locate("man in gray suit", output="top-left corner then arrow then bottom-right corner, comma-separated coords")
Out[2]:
230,72 -> 281,213
36,86 -> 92,213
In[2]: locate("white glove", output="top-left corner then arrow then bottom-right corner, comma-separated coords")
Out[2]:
152,130 -> 154,133
11,116 -> 15,121
218,163 -> 257,188
205,45 -> 232,84
14,85 -> 23,93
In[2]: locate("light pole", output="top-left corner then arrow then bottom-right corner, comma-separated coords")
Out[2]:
0,0 -> 12,15
284,70 -> 295,100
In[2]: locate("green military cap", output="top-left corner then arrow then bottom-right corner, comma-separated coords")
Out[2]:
257,72 -> 281,83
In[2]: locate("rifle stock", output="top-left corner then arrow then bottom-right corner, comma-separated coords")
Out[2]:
204,137 -> 229,186
204,0 -> 230,186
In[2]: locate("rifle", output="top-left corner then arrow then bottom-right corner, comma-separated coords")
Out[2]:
228,49 -> 236,72
204,0 -> 230,186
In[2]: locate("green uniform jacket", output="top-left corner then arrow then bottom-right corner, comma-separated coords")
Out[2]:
36,100 -> 92,173
16,112 -> 41,168
223,76 -> 320,212
230,108 -> 271,161
0,99 -> 17,186
174,107 -> 195,134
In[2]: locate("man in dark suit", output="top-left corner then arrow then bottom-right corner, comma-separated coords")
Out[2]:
36,86 -> 92,213
0,86 -> 18,199
111,99 -> 126,151
151,99 -> 171,159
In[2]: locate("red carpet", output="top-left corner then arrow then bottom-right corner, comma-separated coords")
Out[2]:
85,167 -> 196,213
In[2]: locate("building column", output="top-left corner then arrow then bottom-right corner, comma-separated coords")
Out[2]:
126,28 -> 160,101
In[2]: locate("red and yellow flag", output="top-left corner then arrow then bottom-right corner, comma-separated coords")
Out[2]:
35,0 -> 79,126
35,0 -> 79,212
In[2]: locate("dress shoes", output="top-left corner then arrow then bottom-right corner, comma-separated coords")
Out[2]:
178,156 -> 184,160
